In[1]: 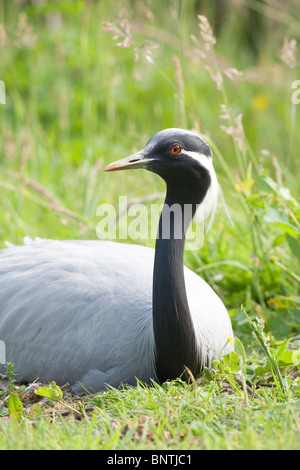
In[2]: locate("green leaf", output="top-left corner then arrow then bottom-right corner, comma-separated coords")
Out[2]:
272,233 -> 286,247
36,381 -> 81,415
279,350 -> 300,365
253,351 -> 300,376
286,233 -> 300,260
7,392 -> 24,417
263,207 -> 299,237
273,223 -> 298,237
223,351 -> 240,371
274,340 -> 289,361
261,176 -> 298,205
36,381 -> 63,401
203,367 -> 214,381
234,336 -> 246,363
253,360 -> 271,376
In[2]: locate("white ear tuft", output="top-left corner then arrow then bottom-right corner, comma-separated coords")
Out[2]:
195,158 -> 220,232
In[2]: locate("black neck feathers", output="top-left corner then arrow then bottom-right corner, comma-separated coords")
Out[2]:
152,178 -> 209,383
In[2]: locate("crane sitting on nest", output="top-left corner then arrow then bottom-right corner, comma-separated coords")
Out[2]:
0,128 -> 233,394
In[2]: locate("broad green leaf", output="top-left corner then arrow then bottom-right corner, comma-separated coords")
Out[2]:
273,223 -> 298,237
272,234 -> 286,247
36,381 -> 63,401
279,350 -> 300,365
263,207 -> 299,237
261,176 -> 298,205
7,392 -> 24,416
253,350 -> 300,376
223,351 -> 240,371
286,233 -> 300,260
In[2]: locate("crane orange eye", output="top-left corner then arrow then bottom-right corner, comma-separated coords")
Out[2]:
170,144 -> 181,155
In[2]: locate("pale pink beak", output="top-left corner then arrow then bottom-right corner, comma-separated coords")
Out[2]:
103,151 -> 153,172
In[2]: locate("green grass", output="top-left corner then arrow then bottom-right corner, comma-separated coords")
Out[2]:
0,368 -> 299,450
0,0 -> 299,450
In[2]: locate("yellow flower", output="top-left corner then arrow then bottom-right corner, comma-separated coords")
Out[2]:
226,335 -> 234,344
252,95 -> 268,110
235,179 -> 255,193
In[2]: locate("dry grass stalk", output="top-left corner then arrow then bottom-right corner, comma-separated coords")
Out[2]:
103,16 -> 158,63
15,13 -> 37,49
220,103 -> 246,154
0,24 -> 8,46
184,366 -> 198,400
10,172 -> 85,223
197,15 -> 216,48
191,15 -> 242,91
280,38 -> 297,68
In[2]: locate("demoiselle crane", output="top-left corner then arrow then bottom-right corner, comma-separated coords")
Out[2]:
0,128 -> 233,394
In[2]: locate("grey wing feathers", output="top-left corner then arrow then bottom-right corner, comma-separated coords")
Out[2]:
0,240 -> 157,393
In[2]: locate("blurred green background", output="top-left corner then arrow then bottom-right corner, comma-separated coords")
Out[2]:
0,0 -> 299,338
